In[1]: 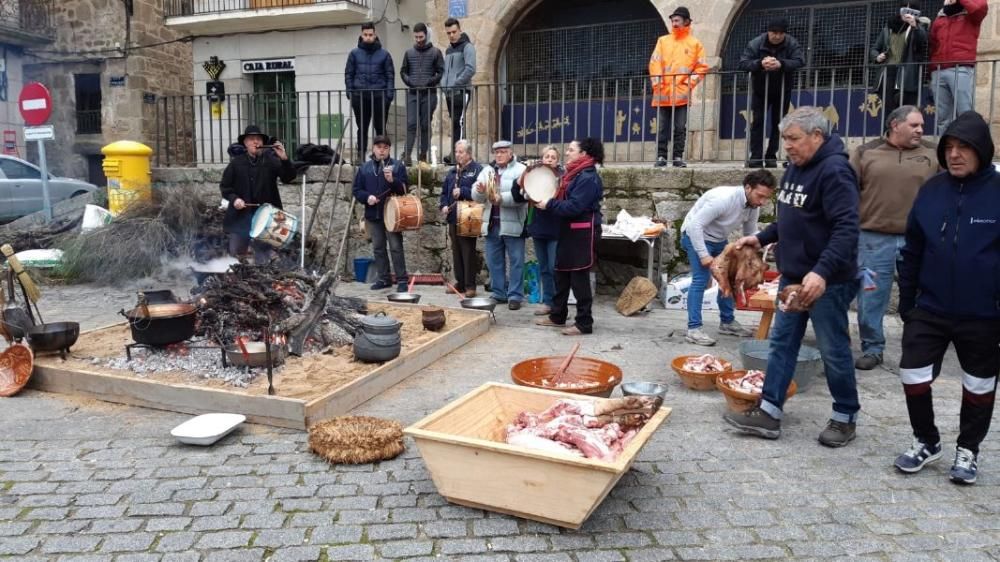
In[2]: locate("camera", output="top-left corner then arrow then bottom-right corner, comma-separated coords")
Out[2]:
899,6 -> 921,18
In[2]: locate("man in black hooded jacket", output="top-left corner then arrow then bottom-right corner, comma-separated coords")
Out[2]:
345,22 -> 395,156
739,17 -> 805,168
892,111 -> 1000,486
400,22 -> 444,166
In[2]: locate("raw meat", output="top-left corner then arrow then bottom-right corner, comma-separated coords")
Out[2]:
682,354 -> 728,373
723,370 -> 766,394
778,284 -> 808,312
711,243 -> 767,306
506,431 -> 584,457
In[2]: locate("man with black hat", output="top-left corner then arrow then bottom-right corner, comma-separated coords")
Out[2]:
352,135 -> 411,292
893,111 -> 1000,485
649,7 -> 709,168
220,125 -> 296,264
739,17 -> 805,168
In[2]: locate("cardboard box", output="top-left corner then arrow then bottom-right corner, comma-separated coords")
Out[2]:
661,273 -> 720,310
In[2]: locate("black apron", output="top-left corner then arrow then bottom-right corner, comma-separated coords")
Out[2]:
555,213 -> 601,271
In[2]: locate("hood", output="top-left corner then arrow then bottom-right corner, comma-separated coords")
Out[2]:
414,41 -> 434,51
936,111 -> 995,172
940,3 -> 965,17
357,37 -> 383,52
450,32 -> 470,49
801,134 -> 848,168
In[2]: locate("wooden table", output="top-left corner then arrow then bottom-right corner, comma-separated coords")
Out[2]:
748,291 -> 776,340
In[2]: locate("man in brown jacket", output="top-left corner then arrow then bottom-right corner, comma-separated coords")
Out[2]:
850,105 -> 938,370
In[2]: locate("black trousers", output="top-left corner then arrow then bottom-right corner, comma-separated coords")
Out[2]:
351,92 -> 389,155
405,89 -> 437,160
899,309 -> 1000,454
228,233 -> 273,265
367,219 -> 408,285
445,89 -> 470,148
550,269 -> 594,333
880,67 -> 921,117
656,105 -> 687,160
748,90 -> 790,162
448,222 -> 478,292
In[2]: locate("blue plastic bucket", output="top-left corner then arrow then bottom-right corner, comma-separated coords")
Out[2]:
353,257 -> 373,282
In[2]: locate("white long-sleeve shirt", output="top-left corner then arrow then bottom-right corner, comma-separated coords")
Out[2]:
680,185 -> 760,260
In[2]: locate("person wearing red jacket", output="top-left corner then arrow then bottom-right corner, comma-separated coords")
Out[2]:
928,0 -> 988,134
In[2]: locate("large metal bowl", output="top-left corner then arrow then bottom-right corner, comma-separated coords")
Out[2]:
386,292 -> 421,304
460,297 -> 497,311
621,381 -> 668,400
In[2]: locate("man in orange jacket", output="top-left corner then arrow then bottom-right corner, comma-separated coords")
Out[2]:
649,7 -> 709,168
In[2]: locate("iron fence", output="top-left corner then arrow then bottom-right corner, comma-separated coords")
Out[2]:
154,59 -> 1000,167
75,110 -> 102,135
165,0 -> 369,17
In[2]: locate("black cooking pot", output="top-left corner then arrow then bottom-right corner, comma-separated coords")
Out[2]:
140,290 -> 178,305
27,322 -> 80,357
120,303 -> 197,346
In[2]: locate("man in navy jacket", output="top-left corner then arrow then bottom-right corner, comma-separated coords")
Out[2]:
892,111 -> 1000,485
345,22 -> 395,156
352,136 -> 410,292
725,107 -> 861,448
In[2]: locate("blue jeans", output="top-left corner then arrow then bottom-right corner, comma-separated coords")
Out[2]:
485,221 -> 526,302
760,279 -> 860,423
533,238 -> 558,306
931,66 -> 975,134
681,233 -> 735,329
856,230 -> 904,356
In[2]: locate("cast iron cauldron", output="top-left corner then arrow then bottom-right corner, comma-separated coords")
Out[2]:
120,303 -> 197,346
27,322 -> 80,358
354,311 -> 401,363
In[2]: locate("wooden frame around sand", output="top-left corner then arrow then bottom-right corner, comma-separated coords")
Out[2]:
29,305 -> 490,429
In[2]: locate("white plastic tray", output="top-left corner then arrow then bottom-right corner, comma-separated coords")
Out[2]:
170,413 -> 246,446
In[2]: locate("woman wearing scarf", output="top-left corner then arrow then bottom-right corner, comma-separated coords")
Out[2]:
533,138 -> 604,335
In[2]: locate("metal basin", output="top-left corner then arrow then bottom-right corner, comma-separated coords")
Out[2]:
386,292 -> 421,304
460,297 -> 497,312
621,381 -> 668,400
225,342 -> 286,368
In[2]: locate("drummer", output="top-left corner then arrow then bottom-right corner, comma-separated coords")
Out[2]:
472,140 -> 528,309
440,140 -> 484,298
220,124 -> 297,264
513,145 -> 564,316
352,135 -> 411,292
534,138 -> 604,335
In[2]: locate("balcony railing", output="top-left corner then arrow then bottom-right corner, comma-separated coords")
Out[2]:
0,0 -> 55,39
165,0 -> 369,17
154,60 -> 1000,167
76,110 -> 102,135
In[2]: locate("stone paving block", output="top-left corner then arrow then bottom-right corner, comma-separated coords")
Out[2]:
487,536 -> 549,553
145,518 -> 192,532
2,470 -> 49,482
421,520 -> 469,538
35,520 -> 90,534
240,513 -> 287,529
379,495 -> 418,508
202,549 -> 266,561
92,469 -> 135,481
592,532 -> 652,549
362,483 -> 412,496
473,518 -> 520,536
788,541 -> 848,557
378,539 -> 434,558
289,512 -> 335,527
652,530 -> 709,546
227,500 -> 276,515
316,484 -> 359,497
336,509 -> 391,525
579,516 -> 624,533
7,480 -> 58,494
217,488 -> 269,501
325,496 -> 378,510
206,466 -> 253,477
84,519 -> 143,534
574,551 -> 627,562
252,528 -> 307,548
190,515 -> 241,532
339,472 -> 389,485
276,498 -> 323,512
24,507 -> 71,520
754,525 -> 809,541
193,531 -> 253,550
270,485 -> 318,499
437,504 -> 486,519
366,523 -> 418,541
623,513 -> 674,531
153,466 -> 203,478
269,546 -> 323,561
41,535 -> 102,554
127,503 -> 185,517
439,538 -> 490,555
324,544 -> 376,560
210,476 -> 263,489
675,545 -> 789,560
0,522 -> 32,536
154,532 -> 198,552
515,555 -> 573,562
74,493 -> 123,507
130,490 -> 175,504
0,536 -> 40,555
52,555 -> 113,562
261,475 -> 299,488
98,532 -> 156,552
172,489 -> 218,502
625,548 -> 677,561
416,494 -> 448,508
57,482 -> 109,494
49,470 -> 96,482
113,554 -> 162,562
310,525 -> 364,545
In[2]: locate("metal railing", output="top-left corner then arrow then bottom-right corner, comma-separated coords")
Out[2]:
0,0 -> 54,37
153,59 -> 1000,167
76,110 -> 102,135
164,0 -> 369,17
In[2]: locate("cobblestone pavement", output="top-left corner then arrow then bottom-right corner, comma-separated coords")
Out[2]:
2,281 -> 999,561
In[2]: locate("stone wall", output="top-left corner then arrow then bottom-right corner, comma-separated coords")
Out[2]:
152,164 -> 774,291
23,0 -> 192,180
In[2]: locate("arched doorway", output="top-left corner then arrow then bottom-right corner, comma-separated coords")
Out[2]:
495,0 -> 667,154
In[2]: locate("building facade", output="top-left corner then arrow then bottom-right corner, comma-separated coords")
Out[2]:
0,0 -> 54,161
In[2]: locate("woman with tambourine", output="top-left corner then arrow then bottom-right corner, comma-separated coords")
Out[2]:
439,140 -> 484,298
513,145 -> 564,316
532,138 -> 604,335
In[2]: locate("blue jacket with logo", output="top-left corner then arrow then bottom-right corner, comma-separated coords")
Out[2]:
756,134 -> 859,285
898,119 -> 1000,320
440,160 -> 483,224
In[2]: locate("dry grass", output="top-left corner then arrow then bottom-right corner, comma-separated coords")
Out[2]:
308,415 -> 405,464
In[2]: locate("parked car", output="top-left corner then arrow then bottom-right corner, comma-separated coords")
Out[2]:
0,155 -> 97,222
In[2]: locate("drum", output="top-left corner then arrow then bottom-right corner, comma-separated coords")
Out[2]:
522,164 -> 559,204
456,201 -> 485,237
250,204 -> 299,248
384,195 -> 424,233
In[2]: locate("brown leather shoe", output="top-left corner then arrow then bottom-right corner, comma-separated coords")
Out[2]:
535,317 -> 565,327
561,326 -> 586,336
533,305 -> 552,316
465,289 -> 477,298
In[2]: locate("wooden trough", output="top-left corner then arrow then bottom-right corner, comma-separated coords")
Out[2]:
404,382 -> 671,529
29,304 -> 490,429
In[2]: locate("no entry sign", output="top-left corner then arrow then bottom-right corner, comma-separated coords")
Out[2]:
19,82 -> 52,126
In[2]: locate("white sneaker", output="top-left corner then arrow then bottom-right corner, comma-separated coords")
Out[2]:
719,320 -> 754,337
685,328 -> 717,346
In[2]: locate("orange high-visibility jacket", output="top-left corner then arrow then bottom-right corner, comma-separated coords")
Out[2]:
649,27 -> 709,107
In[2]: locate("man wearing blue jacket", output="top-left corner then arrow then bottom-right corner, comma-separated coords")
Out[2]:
345,23 -> 395,157
892,111 -> 1000,485
352,136 -> 410,292
724,107 -> 861,448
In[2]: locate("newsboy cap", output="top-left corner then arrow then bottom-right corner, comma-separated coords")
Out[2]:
491,140 -> 513,150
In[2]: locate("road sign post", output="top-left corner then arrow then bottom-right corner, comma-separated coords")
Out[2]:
19,82 -> 54,221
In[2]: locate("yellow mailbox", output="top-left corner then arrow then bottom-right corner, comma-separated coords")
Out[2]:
102,140 -> 153,215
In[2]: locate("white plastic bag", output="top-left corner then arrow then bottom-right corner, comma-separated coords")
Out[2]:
81,204 -> 113,232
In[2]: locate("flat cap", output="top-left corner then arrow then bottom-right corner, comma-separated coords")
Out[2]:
491,140 -> 512,150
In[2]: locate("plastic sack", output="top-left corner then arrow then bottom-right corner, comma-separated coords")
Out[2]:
81,204 -> 113,232
523,260 -> 541,304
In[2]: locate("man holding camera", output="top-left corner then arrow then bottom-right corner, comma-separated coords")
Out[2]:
352,136 -> 411,292
870,2 -> 929,117
220,125 -> 297,264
